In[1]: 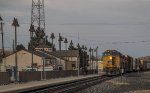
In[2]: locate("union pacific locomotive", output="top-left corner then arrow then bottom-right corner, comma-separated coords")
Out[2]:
102,50 -> 133,75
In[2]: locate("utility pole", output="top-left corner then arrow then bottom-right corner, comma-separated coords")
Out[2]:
58,33 -> 63,51
64,38 -> 68,62
94,46 -> 98,74
91,48 -> 94,73
13,40 -> 15,52
70,40 -> 73,70
77,43 -> 80,77
12,17 -> 19,81
84,46 -> 87,75
29,24 -> 35,70
89,47 -> 92,70
0,16 -> 4,59
64,38 -> 68,51
58,33 -> 63,70
82,45 -> 85,73
84,46 -> 87,69
50,33 -> 55,47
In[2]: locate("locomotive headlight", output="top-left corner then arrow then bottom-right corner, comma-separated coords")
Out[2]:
109,56 -> 112,60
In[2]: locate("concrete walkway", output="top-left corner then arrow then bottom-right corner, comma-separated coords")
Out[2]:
0,74 -> 99,93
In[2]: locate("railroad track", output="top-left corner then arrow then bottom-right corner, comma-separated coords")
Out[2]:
24,75 -> 115,93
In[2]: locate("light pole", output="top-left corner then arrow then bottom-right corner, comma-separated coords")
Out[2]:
0,16 -> 4,61
50,33 -> 55,47
94,46 -> 98,74
58,33 -> 63,70
91,48 -> 94,73
64,38 -> 68,63
81,45 -> 85,74
29,24 -> 35,70
84,46 -> 87,69
89,47 -> 92,70
70,40 -> 73,70
12,17 -> 19,81
64,38 -> 68,50
77,43 -> 81,76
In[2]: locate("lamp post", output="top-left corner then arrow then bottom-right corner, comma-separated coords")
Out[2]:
81,45 -> 85,74
91,48 -> 94,73
64,37 -> 68,63
84,46 -> 87,69
12,17 -> 19,81
0,16 -> 4,60
50,33 -> 55,47
89,47 -> 92,70
77,43 -> 81,76
58,33 -> 63,70
70,40 -> 73,70
64,38 -> 68,50
29,24 -> 35,70
94,46 -> 98,74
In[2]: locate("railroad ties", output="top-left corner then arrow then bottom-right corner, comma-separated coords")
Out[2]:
23,76 -> 115,93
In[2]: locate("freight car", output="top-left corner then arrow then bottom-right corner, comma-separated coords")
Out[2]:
101,50 -> 134,76
134,59 -> 150,71
124,55 -> 133,73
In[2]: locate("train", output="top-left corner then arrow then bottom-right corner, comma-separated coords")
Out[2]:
101,50 -> 150,76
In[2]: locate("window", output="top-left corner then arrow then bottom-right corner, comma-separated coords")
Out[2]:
72,64 -> 75,67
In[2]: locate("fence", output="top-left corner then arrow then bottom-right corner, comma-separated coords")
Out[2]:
0,72 -> 10,85
0,70 -> 97,84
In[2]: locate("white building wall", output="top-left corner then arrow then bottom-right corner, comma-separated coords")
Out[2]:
2,50 -> 42,71
88,60 -> 97,70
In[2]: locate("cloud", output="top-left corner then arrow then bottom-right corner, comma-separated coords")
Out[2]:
1,0 -> 150,57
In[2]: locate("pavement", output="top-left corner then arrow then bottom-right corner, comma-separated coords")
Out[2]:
76,71 -> 150,93
0,74 -> 99,93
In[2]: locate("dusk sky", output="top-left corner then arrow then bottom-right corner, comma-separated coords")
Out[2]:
0,0 -> 150,57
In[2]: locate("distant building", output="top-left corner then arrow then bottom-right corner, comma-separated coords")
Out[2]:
1,49 -> 80,72
1,49 -> 59,71
88,60 -> 97,70
45,50 -> 80,70
35,44 -> 53,52
0,49 -> 14,72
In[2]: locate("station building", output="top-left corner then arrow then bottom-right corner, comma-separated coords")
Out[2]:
0,45 -> 80,72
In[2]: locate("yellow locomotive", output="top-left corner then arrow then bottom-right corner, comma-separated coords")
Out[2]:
102,50 -> 126,75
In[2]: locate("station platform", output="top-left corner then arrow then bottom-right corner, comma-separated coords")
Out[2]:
0,74 -> 99,93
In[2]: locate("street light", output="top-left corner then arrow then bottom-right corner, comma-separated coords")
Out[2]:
89,47 -> 92,70
64,38 -> 68,50
58,33 -> 63,70
81,45 -> 85,73
50,33 -> 55,47
58,33 -> 63,51
77,43 -> 81,76
94,46 -> 98,74
12,17 -> 19,81
91,48 -> 94,73
70,40 -> 73,70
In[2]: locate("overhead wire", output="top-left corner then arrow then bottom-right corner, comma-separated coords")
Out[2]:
1,19 -> 150,50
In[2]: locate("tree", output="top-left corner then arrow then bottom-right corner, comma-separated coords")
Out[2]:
16,44 -> 25,51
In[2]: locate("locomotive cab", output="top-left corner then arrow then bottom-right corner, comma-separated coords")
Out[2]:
102,50 -> 125,76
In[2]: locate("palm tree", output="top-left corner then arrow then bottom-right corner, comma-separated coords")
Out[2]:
50,33 -> 55,46
58,33 -> 63,51
12,17 -> 19,81
64,38 -> 68,50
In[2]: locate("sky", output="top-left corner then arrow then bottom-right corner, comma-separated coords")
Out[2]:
0,0 -> 150,58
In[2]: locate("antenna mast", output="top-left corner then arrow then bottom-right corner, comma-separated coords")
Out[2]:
29,0 -> 46,49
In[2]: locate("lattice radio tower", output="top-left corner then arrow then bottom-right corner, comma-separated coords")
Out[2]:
29,0 -> 46,49
30,0 -> 45,38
